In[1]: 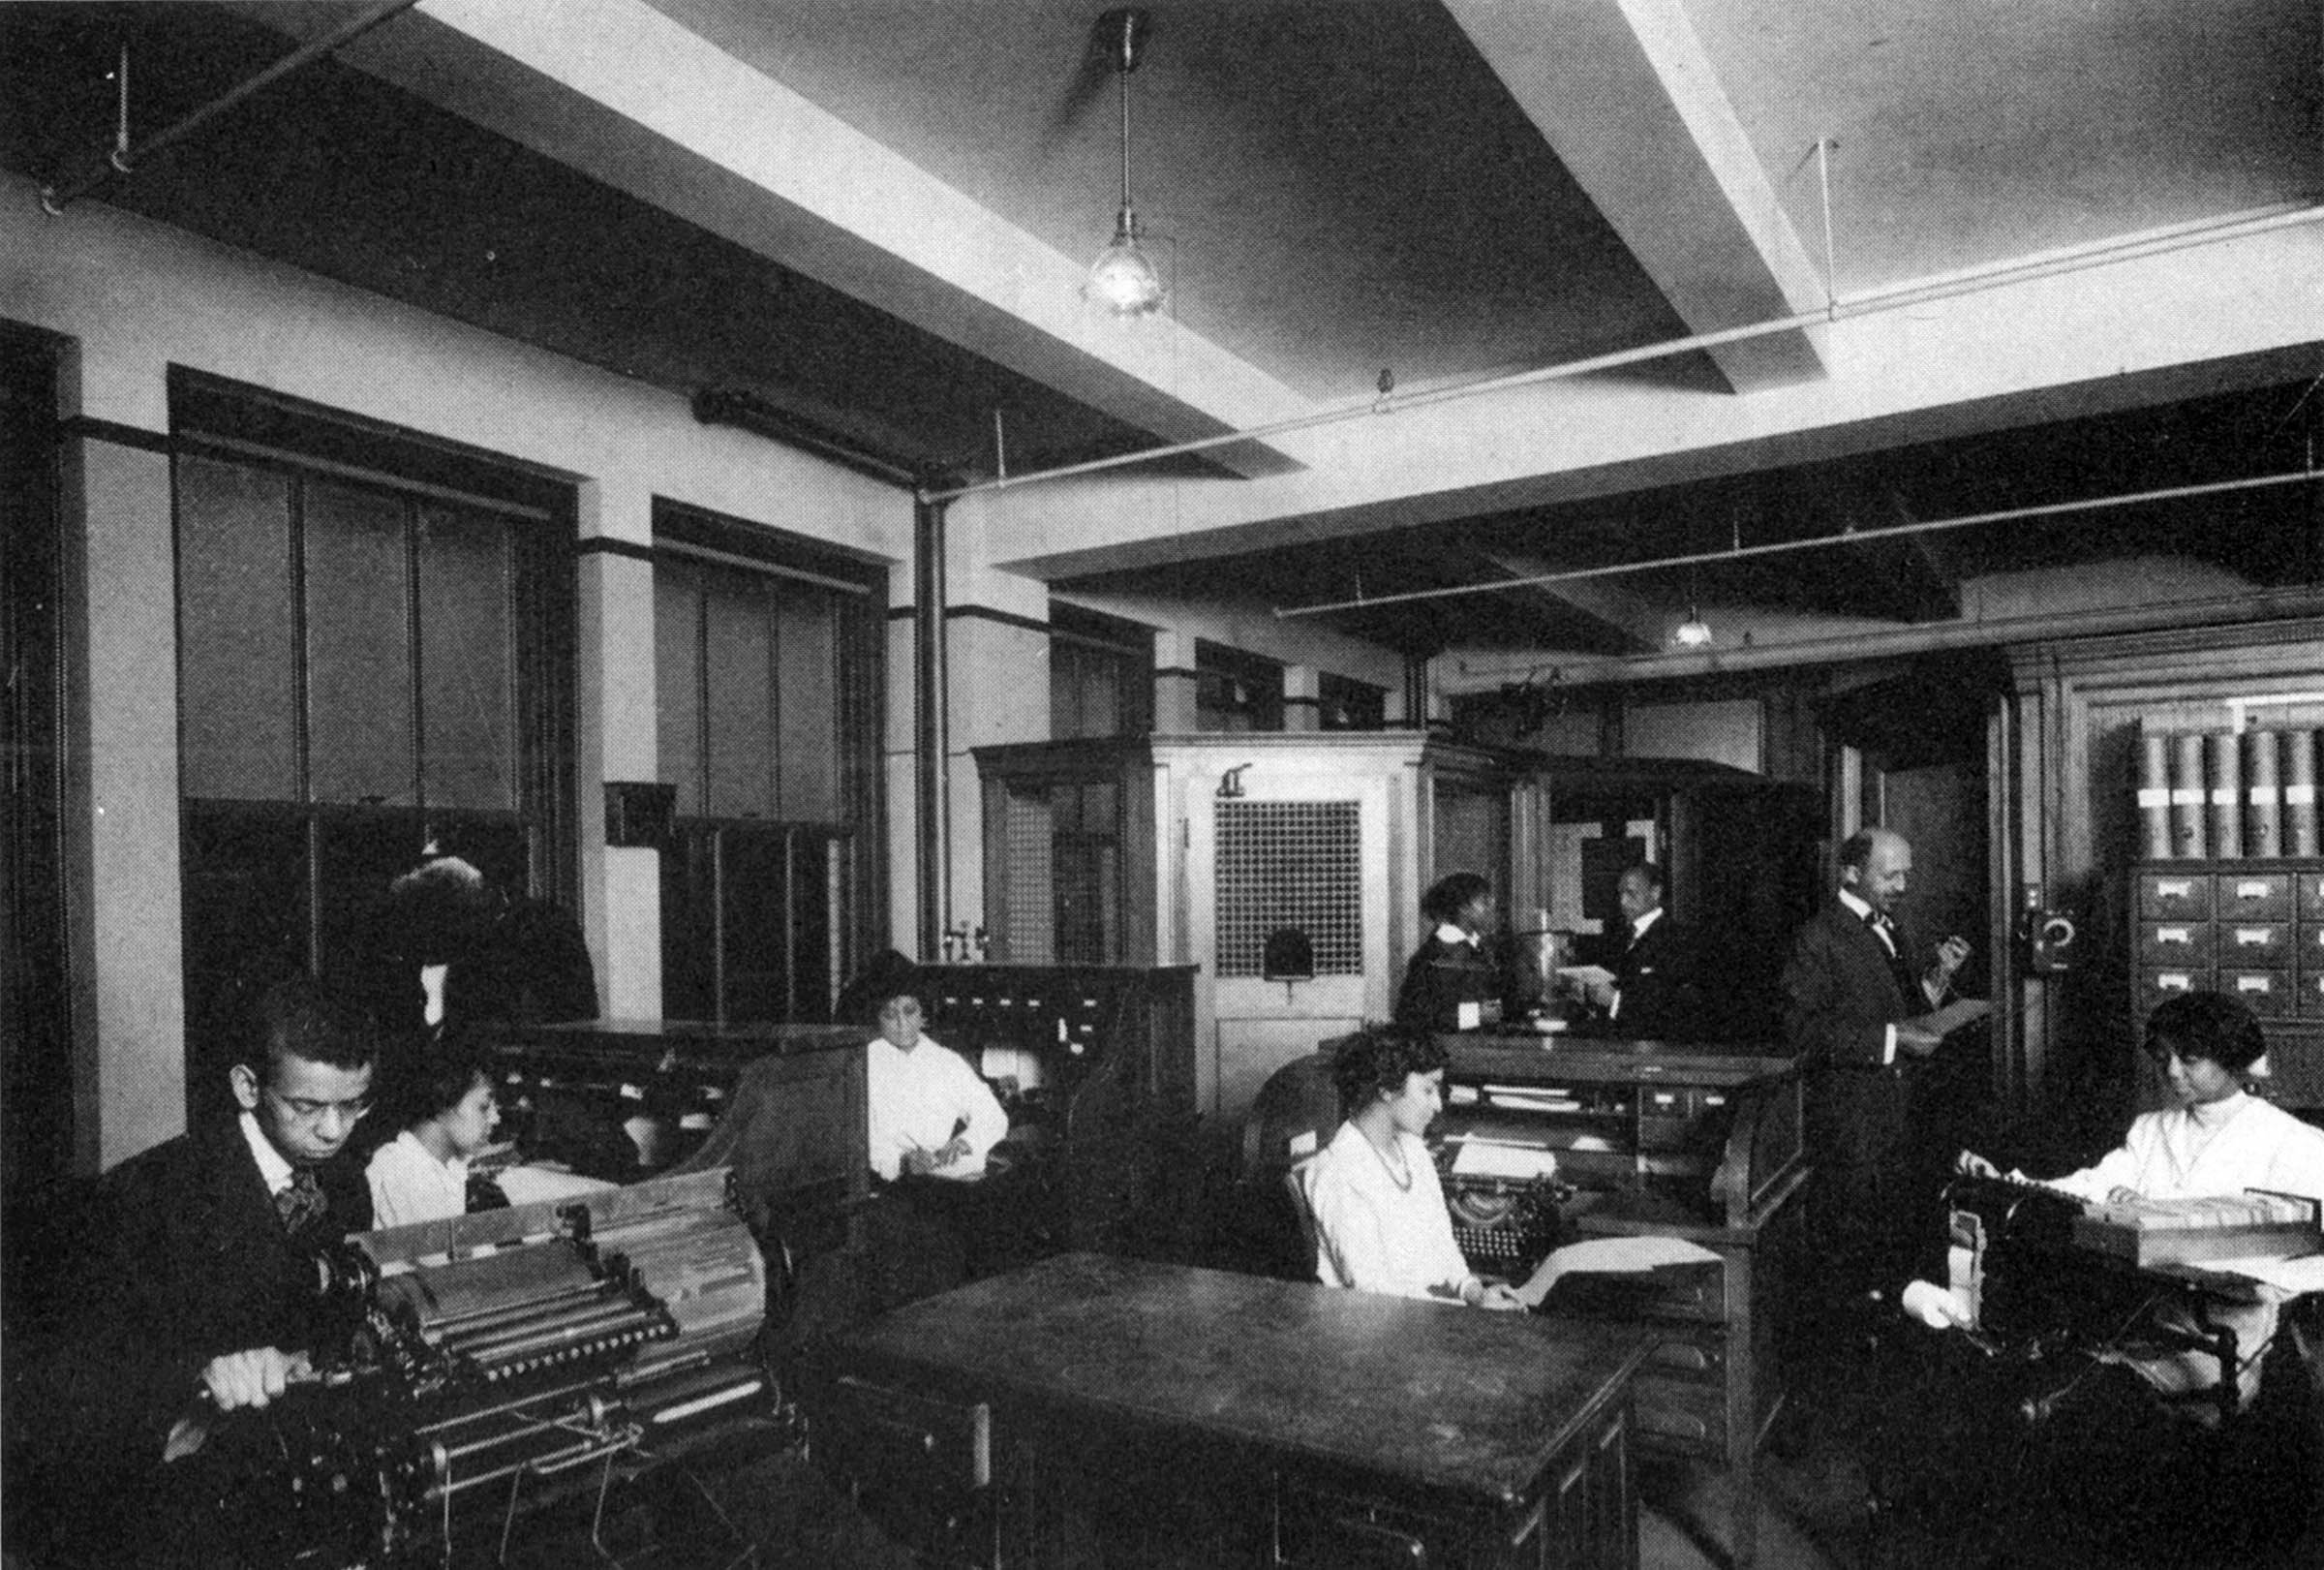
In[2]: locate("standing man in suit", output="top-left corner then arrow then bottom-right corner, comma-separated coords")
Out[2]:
15,973 -> 379,1566
1587,862 -> 1702,1040
1780,828 -> 1972,1310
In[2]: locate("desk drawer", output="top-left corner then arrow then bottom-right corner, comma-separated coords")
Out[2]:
2221,968 -> 2294,1018
2140,967 -> 2210,1014
2138,923 -> 2213,966
1634,1373 -> 1726,1458
2139,873 -> 2212,920
1642,1332 -> 1726,1386
2218,873 -> 2292,921
2218,922 -> 2291,965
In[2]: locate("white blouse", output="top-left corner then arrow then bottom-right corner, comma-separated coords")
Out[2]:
1303,1121 -> 1471,1302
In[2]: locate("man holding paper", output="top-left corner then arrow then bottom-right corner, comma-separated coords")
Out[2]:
1781,827 -> 1976,1307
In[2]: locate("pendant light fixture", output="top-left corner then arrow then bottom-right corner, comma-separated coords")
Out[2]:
1085,9 -> 1166,317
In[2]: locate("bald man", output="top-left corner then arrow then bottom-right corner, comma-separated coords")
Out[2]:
1781,828 -> 1972,1304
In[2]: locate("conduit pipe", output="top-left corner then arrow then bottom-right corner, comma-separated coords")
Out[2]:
924,199 -> 2324,506
1274,467 -> 2322,620
39,0 -> 420,214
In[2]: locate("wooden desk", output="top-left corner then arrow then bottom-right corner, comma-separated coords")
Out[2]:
1440,1035 -> 1809,1570
821,1252 -> 1651,1569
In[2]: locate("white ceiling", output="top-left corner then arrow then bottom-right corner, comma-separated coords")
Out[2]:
16,0 -> 2324,673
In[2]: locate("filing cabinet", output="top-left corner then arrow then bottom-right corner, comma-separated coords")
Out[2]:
2132,859 -> 2324,1104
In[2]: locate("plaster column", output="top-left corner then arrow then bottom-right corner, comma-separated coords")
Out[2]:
1283,665 -> 1322,731
1154,629 -> 1201,732
57,345 -> 186,1169
942,499 -> 1051,961
574,477 -> 659,1020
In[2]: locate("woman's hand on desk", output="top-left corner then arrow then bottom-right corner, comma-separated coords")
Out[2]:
1459,1277 -> 1527,1311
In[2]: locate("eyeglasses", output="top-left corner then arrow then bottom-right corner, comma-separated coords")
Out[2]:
265,1085 -> 375,1124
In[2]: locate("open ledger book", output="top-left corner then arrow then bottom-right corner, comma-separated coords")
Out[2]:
1508,1235 -> 1723,1309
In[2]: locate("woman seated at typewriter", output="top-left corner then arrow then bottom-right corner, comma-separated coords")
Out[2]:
1888,991 -> 2324,1563
1301,1025 -> 1524,1308
1916,991 -> 2324,1407
367,1047 -> 615,1229
365,1046 -> 514,1228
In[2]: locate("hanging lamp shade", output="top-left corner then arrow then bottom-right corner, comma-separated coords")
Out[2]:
1085,9 -> 1166,317
1672,606 -> 1714,648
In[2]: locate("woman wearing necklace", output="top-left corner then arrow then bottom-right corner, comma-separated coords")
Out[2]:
1302,1025 -> 1524,1308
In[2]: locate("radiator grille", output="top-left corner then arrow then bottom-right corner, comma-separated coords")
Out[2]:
1215,800 -> 1362,977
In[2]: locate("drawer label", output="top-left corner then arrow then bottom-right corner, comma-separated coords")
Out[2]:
2156,927 -> 2190,943
2155,879 -> 2196,898
2236,928 -> 2275,945
2236,881 -> 2275,899
2237,975 -> 2276,994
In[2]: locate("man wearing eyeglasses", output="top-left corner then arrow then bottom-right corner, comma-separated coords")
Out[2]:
15,973 -> 379,1564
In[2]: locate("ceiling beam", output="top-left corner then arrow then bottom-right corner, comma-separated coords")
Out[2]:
1819,485 -> 1961,624
1444,0 -> 1828,394
264,0 -> 1308,478
1471,548 -> 1663,654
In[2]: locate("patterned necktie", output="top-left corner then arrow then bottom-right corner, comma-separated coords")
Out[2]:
275,1166 -> 328,1235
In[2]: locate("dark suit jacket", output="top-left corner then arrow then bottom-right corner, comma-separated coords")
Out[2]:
1392,933 -> 1502,1032
1780,897 -> 1935,1169
23,1119 -> 373,1479
1610,916 -> 1702,1040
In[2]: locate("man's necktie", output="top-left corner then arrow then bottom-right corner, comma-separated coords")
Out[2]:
1866,910 -> 1922,1007
274,1166 -> 328,1235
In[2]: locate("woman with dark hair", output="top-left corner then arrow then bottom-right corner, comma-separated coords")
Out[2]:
1393,871 -> 1502,1033
851,951 -> 1009,1185
364,1048 -> 505,1228
1301,1025 -> 1522,1308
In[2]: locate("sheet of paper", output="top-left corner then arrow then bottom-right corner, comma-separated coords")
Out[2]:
2185,1251 -> 2324,1296
1907,999 -> 1993,1038
495,1165 -> 618,1207
1448,1140 -> 1559,1182
1514,1235 -> 1721,1309
1556,965 -> 1615,988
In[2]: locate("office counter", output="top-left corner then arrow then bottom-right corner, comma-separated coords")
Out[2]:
820,1251 -> 1649,1569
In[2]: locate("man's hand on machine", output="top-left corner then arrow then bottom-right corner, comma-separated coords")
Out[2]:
199,1346 -> 311,1412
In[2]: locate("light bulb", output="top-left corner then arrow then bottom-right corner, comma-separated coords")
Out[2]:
1086,209 -> 1166,317
1672,608 -> 1713,648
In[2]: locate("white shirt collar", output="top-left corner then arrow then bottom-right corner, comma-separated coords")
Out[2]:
1433,922 -> 1474,946
238,1109 -> 296,1195
1631,908 -> 1663,939
1838,888 -> 1876,922
2187,1090 -> 2252,1131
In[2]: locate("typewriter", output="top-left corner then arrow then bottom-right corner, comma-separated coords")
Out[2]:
192,1168 -> 789,1567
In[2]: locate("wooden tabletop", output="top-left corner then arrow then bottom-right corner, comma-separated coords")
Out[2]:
838,1252 -> 1655,1506
1446,1033 -> 1802,1085
492,1018 -> 868,1058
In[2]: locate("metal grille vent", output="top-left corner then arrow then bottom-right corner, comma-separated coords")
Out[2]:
1215,800 -> 1362,977
1001,784 -> 1055,964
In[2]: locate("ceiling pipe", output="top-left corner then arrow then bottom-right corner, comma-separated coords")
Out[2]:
1273,466 -> 2322,620
39,0 -> 422,214
923,199 -> 2324,506
1448,584 -> 2324,690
